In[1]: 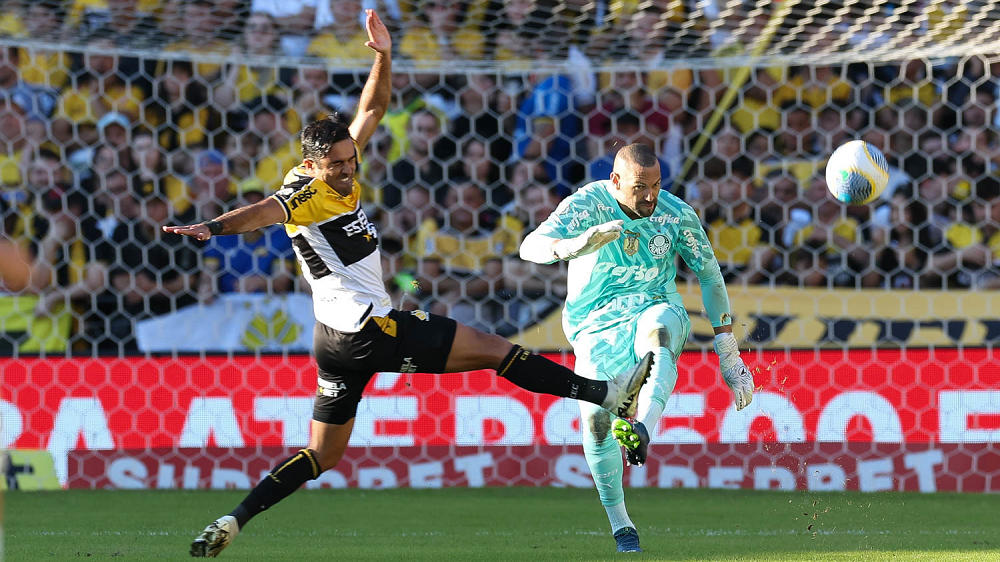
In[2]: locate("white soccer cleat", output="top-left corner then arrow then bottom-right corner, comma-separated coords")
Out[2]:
190,515 -> 239,558
603,351 -> 654,419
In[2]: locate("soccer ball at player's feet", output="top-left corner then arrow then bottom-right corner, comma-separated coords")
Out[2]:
614,527 -> 643,553
612,418 -> 650,467
605,352 -> 654,419
190,515 -> 239,558
825,140 -> 890,205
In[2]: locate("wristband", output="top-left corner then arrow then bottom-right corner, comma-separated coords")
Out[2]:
204,220 -> 223,236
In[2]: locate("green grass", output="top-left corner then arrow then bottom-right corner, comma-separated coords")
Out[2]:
5,488 -> 999,561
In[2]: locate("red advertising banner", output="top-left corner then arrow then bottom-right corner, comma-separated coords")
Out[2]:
3,348 -> 1000,490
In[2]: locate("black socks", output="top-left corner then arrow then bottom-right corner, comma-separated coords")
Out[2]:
230,449 -> 321,528
497,345 -> 608,406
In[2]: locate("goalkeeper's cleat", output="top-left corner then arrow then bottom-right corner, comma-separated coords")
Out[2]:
614,526 -> 643,553
190,515 -> 239,558
603,352 -> 654,419
613,419 -> 650,467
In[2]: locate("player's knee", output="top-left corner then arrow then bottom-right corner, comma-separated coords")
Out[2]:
585,410 -> 612,443
643,327 -> 671,350
309,446 -> 344,474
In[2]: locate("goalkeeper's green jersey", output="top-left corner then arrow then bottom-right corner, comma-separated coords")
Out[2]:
533,180 -> 722,344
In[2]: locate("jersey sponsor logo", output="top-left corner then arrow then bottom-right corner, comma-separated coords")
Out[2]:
287,185 -> 318,210
567,209 -> 591,230
682,228 -> 702,260
594,262 -> 661,283
596,203 -> 614,212
648,233 -> 671,258
650,215 -> 680,225
341,208 -> 377,240
623,229 -> 640,256
317,378 -> 348,398
410,310 -> 429,321
400,357 -> 417,373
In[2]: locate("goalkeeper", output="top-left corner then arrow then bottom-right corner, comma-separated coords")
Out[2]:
519,143 -> 755,553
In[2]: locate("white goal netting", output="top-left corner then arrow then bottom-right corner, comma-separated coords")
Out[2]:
1,0 -> 1000,492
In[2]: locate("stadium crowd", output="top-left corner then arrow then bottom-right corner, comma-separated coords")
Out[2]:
1,0 -> 999,354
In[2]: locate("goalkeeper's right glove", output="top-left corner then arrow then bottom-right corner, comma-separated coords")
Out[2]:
551,220 -> 624,260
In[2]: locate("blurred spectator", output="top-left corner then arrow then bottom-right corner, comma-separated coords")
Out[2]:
787,176 -> 870,287
289,65 -> 340,125
400,0 -> 485,62
214,12 -> 284,113
220,130 -> 265,183
251,0 -> 322,57
379,236 -> 419,310
0,93 -> 29,188
439,73 -> 512,165
20,2 -> 71,89
199,180 -> 294,300
452,137 -> 507,209
128,129 -> 187,211
52,28 -> 143,145
384,108 -> 446,208
308,0 -> 373,63
161,0 -> 229,80
188,149 -> 236,222
495,182 -> 564,335
867,191 -> 930,289
776,102 -> 818,157
72,0 -> 161,48
24,168 -> 110,329
0,47 -> 57,122
514,70 -> 584,197
248,95 -> 301,190
604,9 -> 692,94
725,67 -> 787,133
588,71 -> 670,141
414,181 -> 518,330
152,59 -> 220,154
99,193 -> 200,351
789,65 -> 852,108
883,59 -> 939,107
705,171 -> 766,281
360,124 -> 393,190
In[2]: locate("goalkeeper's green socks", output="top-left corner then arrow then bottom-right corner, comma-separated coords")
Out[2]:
498,345 -> 608,405
229,449 -> 320,528
579,402 -> 635,533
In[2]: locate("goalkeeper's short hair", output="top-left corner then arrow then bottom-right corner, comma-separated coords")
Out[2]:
616,143 -> 658,169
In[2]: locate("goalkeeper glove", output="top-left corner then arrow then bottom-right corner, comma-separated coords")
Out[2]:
551,220 -> 624,260
714,332 -> 754,411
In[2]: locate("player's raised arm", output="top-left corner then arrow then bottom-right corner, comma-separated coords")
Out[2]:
674,207 -> 754,411
348,9 -> 392,151
161,197 -> 287,241
519,191 -> 624,263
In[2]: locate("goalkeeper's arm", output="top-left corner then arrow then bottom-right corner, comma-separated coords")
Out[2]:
519,220 -> 624,264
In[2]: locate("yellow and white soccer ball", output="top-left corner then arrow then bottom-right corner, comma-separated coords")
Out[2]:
825,140 -> 890,204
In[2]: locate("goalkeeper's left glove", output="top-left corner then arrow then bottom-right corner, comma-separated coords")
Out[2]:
714,332 -> 754,411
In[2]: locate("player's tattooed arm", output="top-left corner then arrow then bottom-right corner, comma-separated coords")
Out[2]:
162,198 -> 287,241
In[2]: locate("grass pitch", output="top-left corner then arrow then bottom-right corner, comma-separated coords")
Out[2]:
5,488 -> 999,561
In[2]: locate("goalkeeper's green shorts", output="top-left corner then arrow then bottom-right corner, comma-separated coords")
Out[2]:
573,302 -> 690,382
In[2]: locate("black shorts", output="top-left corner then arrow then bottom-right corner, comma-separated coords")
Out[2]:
312,309 -> 457,425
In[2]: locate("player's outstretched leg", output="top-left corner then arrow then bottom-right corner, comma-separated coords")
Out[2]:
492,343 -> 654,415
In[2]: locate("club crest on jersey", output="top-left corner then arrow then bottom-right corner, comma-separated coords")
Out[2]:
648,233 -> 671,258
623,230 -> 640,256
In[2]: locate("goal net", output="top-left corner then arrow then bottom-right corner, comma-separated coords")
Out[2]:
2,0 -> 999,493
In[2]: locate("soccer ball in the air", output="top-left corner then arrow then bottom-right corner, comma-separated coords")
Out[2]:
824,140 -> 890,204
